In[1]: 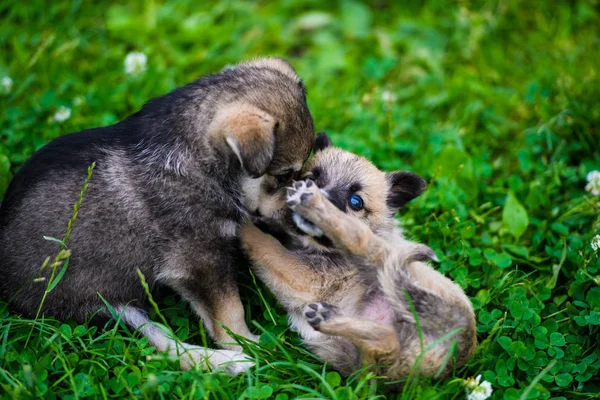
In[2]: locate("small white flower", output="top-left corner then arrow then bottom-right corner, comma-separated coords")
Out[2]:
465,374 -> 481,390
124,52 -> 147,75
465,375 -> 493,400
1,76 -> 13,94
146,373 -> 158,385
592,235 -> 600,252
585,170 -> 600,196
53,106 -> 71,123
381,90 -> 397,104
296,12 -> 332,31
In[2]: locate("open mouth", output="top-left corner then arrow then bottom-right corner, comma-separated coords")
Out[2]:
292,213 -> 323,237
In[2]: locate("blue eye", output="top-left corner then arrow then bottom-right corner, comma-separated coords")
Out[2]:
348,194 -> 364,211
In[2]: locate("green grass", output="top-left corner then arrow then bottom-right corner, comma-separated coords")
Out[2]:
1,1 -> 600,398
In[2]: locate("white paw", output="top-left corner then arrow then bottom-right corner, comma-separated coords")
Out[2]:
287,180 -> 323,236
209,349 -> 254,375
286,179 -> 319,208
292,213 -> 323,236
175,345 -> 254,375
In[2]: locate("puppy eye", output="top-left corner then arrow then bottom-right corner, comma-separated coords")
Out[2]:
348,194 -> 364,211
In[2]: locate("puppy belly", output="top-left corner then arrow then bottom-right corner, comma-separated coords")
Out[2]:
360,296 -> 394,325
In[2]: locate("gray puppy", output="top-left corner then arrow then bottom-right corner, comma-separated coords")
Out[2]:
0,58 -> 314,374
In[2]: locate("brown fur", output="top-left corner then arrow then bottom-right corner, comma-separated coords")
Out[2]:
241,135 -> 477,381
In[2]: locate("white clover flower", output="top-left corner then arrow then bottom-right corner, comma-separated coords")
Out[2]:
592,235 -> 600,252
1,76 -> 13,94
124,52 -> 147,75
585,170 -> 600,196
381,90 -> 397,103
465,375 -> 493,400
296,12 -> 332,31
53,106 -> 71,123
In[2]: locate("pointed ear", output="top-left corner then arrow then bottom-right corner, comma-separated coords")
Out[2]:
385,171 -> 427,212
208,102 -> 277,178
314,132 -> 332,152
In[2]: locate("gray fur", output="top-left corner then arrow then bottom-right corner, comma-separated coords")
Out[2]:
0,58 -> 314,372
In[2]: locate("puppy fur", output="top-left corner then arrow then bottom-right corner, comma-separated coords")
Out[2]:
241,133 -> 476,381
0,58 -> 314,373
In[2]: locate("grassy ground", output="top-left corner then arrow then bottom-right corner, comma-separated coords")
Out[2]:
1,1 -> 600,399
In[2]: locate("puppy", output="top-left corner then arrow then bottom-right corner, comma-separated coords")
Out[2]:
241,133 -> 476,380
0,58 -> 314,374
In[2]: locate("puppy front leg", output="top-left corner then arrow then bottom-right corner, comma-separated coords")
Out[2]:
287,180 -> 388,265
287,181 -> 436,267
160,240 -> 258,350
304,302 -> 400,368
240,221 -> 320,303
207,102 -> 277,178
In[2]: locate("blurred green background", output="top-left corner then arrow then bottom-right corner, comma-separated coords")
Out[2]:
1,1 -> 600,399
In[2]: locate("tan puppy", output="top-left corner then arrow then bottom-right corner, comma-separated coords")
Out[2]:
242,133 -> 476,380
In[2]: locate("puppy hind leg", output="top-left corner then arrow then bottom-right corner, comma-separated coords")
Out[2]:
114,305 -> 253,375
173,280 -> 258,350
160,241 -> 259,349
376,271 -> 476,377
304,303 -> 400,368
209,291 -> 260,348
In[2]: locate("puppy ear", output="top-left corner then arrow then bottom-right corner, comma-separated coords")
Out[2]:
314,132 -> 333,152
385,171 -> 427,212
208,102 -> 277,178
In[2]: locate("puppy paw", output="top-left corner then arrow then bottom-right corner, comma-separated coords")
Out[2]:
287,180 -> 324,236
286,179 -> 320,209
178,346 -> 254,375
304,302 -> 337,327
210,349 -> 255,376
